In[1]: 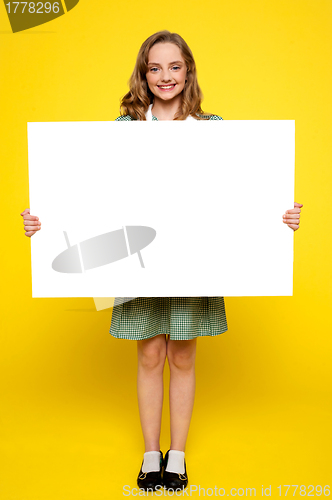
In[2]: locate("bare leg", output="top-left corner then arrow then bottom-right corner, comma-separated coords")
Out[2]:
167,338 -> 197,451
137,334 -> 167,452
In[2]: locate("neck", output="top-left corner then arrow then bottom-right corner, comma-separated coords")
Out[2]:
151,95 -> 183,121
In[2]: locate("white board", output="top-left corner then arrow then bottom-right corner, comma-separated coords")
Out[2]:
27,120 -> 295,297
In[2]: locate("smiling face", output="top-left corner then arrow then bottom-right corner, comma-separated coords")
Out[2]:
146,42 -> 187,102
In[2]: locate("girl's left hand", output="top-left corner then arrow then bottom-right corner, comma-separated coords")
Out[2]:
282,202 -> 303,231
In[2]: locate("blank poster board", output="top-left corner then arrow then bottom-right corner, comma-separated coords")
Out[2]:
27,120 -> 295,298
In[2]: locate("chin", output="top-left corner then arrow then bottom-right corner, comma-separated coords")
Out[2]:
160,94 -> 179,100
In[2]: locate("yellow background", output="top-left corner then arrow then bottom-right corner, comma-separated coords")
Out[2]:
1,0 -> 331,498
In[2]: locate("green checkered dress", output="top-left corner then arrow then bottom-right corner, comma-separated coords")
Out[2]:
109,109 -> 228,340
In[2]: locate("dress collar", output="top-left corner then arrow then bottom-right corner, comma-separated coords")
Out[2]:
146,104 -> 157,121
146,103 -> 196,121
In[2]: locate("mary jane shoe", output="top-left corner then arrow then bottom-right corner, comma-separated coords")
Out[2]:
163,449 -> 188,490
137,450 -> 163,491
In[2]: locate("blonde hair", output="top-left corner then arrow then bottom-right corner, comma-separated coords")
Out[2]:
119,30 -> 212,121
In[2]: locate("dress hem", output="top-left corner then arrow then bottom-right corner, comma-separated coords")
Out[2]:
109,328 -> 228,341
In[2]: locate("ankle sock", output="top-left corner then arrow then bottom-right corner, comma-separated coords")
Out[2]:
142,451 -> 161,473
165,450 -> 185,474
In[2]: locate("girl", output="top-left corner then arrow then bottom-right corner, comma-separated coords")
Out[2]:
21,30 -> 303,492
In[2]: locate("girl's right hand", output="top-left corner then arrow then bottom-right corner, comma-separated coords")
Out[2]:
20,208 -> 41,237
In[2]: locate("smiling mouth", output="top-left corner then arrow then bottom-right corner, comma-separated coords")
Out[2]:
157,84 -> 176,91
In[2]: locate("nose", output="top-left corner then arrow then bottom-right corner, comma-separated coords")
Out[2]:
160,69 -> 172,82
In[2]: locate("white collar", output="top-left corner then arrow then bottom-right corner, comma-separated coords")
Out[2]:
146,103 -> 196,121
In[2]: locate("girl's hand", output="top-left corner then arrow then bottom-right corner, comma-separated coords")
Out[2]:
20,208 -> 41,237
282,202 -> 303,231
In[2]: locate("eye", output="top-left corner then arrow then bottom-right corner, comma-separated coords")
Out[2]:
171,66 -> 181,70
150,67 -> 159,72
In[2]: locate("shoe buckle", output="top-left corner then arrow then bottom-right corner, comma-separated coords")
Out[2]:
138,472 -> 147,480
178,473 -> 187,480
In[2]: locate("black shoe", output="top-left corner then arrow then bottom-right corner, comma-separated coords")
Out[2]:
163,449 -> 188,490
137,450 -> 163,491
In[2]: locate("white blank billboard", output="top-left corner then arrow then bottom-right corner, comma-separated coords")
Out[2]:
27,120 -> 295,297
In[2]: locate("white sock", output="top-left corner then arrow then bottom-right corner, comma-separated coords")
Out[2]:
142,451 -> 161,473
165,450 -> 185,474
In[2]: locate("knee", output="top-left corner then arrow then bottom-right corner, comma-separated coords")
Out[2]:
138,338 -> 167,371
167,342 -> 196,371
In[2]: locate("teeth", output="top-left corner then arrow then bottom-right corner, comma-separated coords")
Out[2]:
159,85 -> 175,89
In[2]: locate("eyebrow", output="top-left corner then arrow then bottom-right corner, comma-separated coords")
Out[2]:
147,60 -> 184,66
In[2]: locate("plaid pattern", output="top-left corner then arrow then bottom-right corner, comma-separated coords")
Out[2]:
110,111 -> 226,340
115,113 -> 223,121
110,297 -> 228,340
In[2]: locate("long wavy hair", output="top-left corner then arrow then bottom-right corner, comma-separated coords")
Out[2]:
119,31 -> 212,121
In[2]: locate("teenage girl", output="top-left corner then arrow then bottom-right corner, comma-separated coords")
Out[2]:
20,30 -> 303,492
